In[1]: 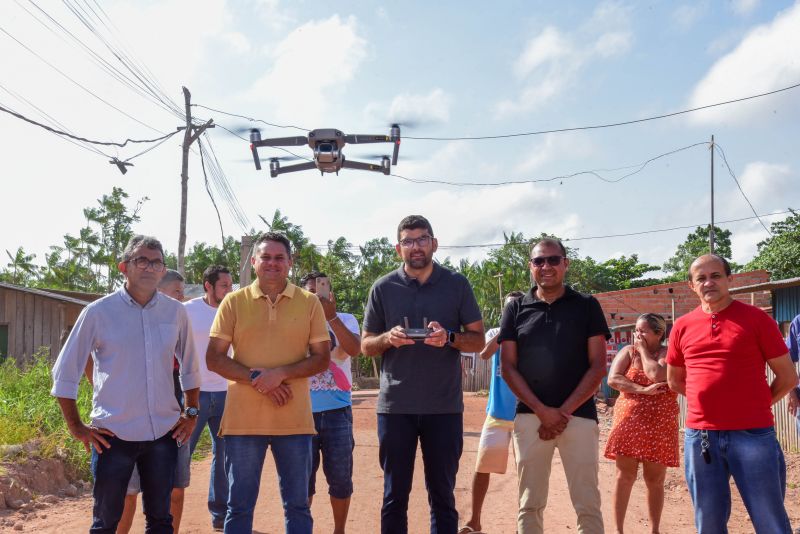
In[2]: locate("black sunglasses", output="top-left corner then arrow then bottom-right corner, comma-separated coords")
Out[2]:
530,255 -> 565,267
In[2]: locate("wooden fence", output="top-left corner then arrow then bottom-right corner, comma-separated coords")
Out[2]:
461,352 -> 492,392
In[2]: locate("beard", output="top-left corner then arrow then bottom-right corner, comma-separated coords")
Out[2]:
406,252 -> 432,269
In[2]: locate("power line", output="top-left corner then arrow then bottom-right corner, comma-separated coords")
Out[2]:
713,143 -> 773,236
0,103 -> 179,147
404,82 -> 800,140
386,142 -> 708,187
299,209 -> 796,251
0,23 -> 164,133
197,137 -> 227,248
192,104 -> 310,132
191,82 -> 800,143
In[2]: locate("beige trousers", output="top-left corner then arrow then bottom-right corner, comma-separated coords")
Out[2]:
512,413 -> 604,534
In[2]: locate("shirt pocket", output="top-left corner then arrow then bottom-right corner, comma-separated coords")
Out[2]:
159,323 -> 179,351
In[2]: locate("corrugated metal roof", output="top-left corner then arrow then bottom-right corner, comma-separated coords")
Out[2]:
0,282 -> 91,306
729,277 -> 800,295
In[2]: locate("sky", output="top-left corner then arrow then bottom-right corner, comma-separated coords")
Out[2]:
2,0 -> 799,273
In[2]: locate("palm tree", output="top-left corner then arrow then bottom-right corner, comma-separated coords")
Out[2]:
5,247 -> 37,285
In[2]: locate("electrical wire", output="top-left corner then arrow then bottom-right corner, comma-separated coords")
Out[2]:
404,82 -> 800,140
191,82 -> 800,142
0,104 -> 179,147
713,143 -> 773,236
192,104 -> 310,132
385,142 -> 708,187
0,23 -> 165,133
197,137 -> 227,248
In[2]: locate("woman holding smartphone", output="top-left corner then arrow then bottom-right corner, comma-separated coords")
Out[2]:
604,313 -> 679,534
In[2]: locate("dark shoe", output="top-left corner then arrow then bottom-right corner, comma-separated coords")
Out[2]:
212,519 -> 225,532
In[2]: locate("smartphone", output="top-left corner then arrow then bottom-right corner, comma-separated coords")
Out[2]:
315,276 -> 331,300
250,370 -> 262,380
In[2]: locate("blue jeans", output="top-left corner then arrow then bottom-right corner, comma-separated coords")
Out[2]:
310,406 -> 355,499
189,390 -> 228,525
90,432 -> 177,533
223,434 -> 313,534
684,427 -> 792,533
377,413 -> 463,534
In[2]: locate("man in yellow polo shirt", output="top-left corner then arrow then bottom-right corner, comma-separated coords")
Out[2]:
206,232 -> 331,534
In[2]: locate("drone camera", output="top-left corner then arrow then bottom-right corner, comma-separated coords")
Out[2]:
314,142 -> 339,164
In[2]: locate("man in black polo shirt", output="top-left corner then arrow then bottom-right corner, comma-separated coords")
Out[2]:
499,237 -> 609,534
362,214 -> 485,534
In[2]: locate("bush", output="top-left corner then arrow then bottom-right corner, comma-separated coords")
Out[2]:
0,349 -> 93,479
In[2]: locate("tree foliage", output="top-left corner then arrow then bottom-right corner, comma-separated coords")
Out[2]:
747,209 -> 800,280
662,225 -> 735,281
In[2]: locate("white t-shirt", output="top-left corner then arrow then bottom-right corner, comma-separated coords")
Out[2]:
184,297 -> 229,392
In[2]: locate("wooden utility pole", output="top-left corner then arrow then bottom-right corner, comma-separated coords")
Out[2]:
709,134 -> 715,254
177,86 -> 214,275
239,234 -> 254,287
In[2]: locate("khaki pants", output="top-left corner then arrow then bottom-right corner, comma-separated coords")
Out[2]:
513,413 -> 603,534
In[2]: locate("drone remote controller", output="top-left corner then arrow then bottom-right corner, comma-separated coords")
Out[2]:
402,317 -> 433,341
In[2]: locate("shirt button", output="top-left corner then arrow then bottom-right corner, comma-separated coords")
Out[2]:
712,324 -> 718,329
712,315 -> 717,319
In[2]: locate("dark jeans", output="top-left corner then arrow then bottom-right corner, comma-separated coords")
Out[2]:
377,413 -> 463,534
90,432 -> 177,534
189,390 -> 228,525
310,406 -> 355,499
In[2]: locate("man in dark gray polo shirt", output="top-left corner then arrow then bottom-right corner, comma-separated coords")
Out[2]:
499,237 -> 609,534
362,215 -> 484,534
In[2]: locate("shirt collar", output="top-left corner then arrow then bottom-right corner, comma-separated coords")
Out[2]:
521,285 -> 578,306
248,280 -> 296,300
397,262 -> 443,286
117,285 -> 160,309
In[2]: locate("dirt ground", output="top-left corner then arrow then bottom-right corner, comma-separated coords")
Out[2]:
6,390 -> 800,533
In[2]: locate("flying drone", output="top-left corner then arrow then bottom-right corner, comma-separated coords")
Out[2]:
248,124 -> 401,177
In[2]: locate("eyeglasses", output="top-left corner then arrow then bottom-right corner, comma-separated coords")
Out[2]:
530,255 -> 565,267
399,235 -> 432,248
128,256 -> 166,272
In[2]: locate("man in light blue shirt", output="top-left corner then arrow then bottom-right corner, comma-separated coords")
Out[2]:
787,314 -> 800,443
460,291 -> 523,534
51,235 -> 200,534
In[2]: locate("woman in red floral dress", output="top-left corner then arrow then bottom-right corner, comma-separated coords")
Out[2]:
604,313 -> 678,534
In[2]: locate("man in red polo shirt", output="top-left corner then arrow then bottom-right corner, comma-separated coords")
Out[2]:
666,254 -> 797,534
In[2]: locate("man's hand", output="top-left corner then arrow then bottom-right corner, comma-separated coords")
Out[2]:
171,415 -> 197,447
788,391 -> 799,416
536,405 -> 569,438
266,383 -> 293,407
641,382 -> 669,395
424,320 -> 447,348
386,325 -> 415,348
317,291 -> 338,321
251,368 -> 287,393
69,422 -> 115,454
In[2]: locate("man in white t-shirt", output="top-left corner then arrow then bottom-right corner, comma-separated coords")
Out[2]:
186,265 -> 234,532
301,271 -> 362,534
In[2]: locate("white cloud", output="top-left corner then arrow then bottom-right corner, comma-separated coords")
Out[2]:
732,0 -> 759,16
246,15 -> 367,125
494,2 -> 632,117
728,161 -> 792,209
672,3 -> 707,30
386,88 -> 452,125
688,2 -> 800,125
514,133 -> 595,174
220,32 -> 251,54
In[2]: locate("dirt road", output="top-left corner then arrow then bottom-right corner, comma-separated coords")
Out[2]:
10,391 -> 800,533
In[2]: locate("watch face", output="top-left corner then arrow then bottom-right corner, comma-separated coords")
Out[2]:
185,407 -> 199,417
448,331 -> 456,344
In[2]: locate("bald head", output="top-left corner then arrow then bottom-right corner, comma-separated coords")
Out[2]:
688,254 -> 731,282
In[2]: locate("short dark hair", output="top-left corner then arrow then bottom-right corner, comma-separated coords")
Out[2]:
299,270 -> 327,288
253,232 -> 292,256
504,290 -> 525,306
122,235 -> 164,262
530,237 -> 567,258
687,253 -> 732,281
159,269 -> 184,286
397,215 -> 434,241
203,265 -> 231,287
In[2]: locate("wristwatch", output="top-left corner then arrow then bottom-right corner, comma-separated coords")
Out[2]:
447,330 -> 457,346
184,406 -> 199,418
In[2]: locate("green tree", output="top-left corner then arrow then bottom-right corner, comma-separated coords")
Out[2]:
747,209 -> 800,280
662,226 -> 735,281
2,247 -> 38,285
184,236 -> 243,284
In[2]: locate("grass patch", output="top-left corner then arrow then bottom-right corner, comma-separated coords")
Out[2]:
191,426 -> 213,462
0,350 -> 93,479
